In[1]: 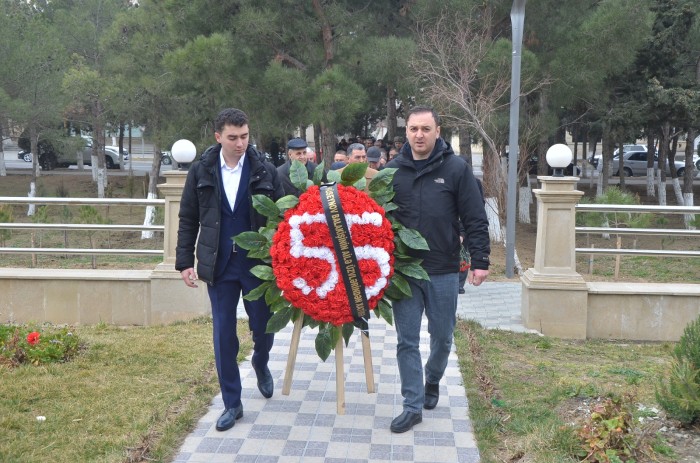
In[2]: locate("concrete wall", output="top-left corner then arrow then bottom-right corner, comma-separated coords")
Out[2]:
0,268 -> 210,326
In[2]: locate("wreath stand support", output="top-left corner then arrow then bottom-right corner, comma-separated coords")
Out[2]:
281,316 -> 376,415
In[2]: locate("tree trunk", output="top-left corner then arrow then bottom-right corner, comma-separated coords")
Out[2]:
518,184 -> 531,224
0,123 -> 6,177
683,128 -> 696,228
657,123 -> 670,206
28,123 -> 40,217
617,139 -> 626,189
458,127 -> 472,165
386,86 -> 397,143
646,130 -> 656,197
141,144 -> 162,239
320,122 -> 335,170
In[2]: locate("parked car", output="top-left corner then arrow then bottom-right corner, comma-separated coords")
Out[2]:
160,151 -> 172,165
589,144 -> 646,169
18,150 -> 32,162
528,153 -> 581,176
600,150 -> 689,177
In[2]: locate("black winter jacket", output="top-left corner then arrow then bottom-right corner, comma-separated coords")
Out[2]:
386,138 -> 490,274
175,144 -> 284,284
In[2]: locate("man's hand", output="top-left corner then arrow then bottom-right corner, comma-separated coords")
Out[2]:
467,269 -> 488,287
180,268 -> 198,288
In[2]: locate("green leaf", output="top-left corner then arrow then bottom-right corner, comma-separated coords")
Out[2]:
252,195 -> 280,220
369,189 -> 394,205
384,282 -> 405,300
247,244 -> 271,260
326,169 -> 342,184
290,160 -> 309,192
306,179 -> 314,188
368,167 -> 397,192
313,161 -> 325,185
276,195 -> 299,213
398,228 -> 430,251
250,265 -> 275,281
342,323 -> 354,346
390,273 -> 413,297
233,231 -> 268,251
264,284 -> 283,306
315,325 -> 334,361
395,261 -> 430,281
352,177 -> 366,190
377,298 -> 393,325
383,202 -> 398,213
270,297 -> 291,313
266,306 -> 293,333
340,163 -> 367,184
243,281 -> 271,301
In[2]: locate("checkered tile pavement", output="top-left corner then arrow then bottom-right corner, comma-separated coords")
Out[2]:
174,282 -> 527,462
174,317 -> 480,463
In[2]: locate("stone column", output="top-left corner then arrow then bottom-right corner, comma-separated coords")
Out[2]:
521,176 -> 589,338
150,170 -> 210,324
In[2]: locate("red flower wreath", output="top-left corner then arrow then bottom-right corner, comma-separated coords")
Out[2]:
271,185 -> 395,326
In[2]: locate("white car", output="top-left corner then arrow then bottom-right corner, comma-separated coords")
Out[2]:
589,144 -> 646,169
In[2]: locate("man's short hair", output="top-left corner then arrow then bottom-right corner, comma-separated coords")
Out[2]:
407,105 -> 440,126
346,143 -> 365,155
215,108 -> 249,133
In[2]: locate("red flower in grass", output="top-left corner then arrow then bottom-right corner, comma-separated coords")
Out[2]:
26,331 -> 40,345
271,185 -> 394,326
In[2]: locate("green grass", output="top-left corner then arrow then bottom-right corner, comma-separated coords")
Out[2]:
0,318 -> 252,463
454,320 -> 676,462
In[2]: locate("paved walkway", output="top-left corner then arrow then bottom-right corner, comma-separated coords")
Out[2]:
173,282 -> 532,463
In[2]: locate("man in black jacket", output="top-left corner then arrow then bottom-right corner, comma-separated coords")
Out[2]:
385,105 -> 490,433
176,108 -> 284,432
277,137 -> 317,197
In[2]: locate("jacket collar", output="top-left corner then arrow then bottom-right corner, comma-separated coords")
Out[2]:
395,137 -> 453,168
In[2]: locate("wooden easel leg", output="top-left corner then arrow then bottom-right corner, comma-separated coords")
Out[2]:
335,336 -> 345,415
361,332 -> 375,393
282,314 -> 304,396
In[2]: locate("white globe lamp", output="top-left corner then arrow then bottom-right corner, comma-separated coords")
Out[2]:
171,139 -> 197,170
545,144 -> 573,177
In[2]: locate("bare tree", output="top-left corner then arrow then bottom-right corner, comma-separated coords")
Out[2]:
411,8 -> 549,254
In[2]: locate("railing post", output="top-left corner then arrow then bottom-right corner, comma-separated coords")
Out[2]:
155,170 -> 188,269
150,170 -> 210,324
521,177 -> 588,338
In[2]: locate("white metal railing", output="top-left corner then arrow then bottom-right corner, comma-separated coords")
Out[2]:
0,196 -> 165,256
575,203 -> 700,257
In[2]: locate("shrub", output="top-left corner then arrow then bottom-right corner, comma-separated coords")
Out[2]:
0,325 -> 81,368
575,395 -> 640,462
656,315 -> 700,424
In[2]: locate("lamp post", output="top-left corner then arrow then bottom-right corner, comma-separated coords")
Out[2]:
170,139 -> 197,170
546,143 -> 573,177
506,0 -> 527,278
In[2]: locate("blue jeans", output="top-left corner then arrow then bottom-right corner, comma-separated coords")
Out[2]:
393,273 -> 458,413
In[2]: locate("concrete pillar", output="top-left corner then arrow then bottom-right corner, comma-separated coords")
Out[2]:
521,177 -> 589,338
151,170 -> 210,324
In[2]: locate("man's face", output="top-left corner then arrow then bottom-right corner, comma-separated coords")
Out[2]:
215,124 -> 249,158
334,152 -> 347,162
406,112 -> 440,159
363,139 -> 373,148
348,148 -> 367,163
388,148 -> 398,160
288,148 -> 307,163
305,150 -> 316,162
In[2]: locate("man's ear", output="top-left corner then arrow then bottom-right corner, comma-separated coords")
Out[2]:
214,132 -> 221,144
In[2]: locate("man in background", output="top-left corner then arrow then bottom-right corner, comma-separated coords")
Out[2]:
277,138 -> 317,197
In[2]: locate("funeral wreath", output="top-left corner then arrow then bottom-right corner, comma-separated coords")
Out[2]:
234,160 -> 429,360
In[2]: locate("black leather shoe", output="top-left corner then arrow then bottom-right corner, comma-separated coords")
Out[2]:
390,410 -> 422,433
424,381 -> 440,410
458,287 -> 466,294
254,365 -> 274,399
215,404 -> 243,431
